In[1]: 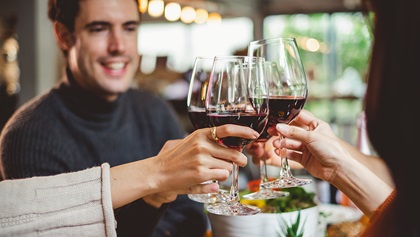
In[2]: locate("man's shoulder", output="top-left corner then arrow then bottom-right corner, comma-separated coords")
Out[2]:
4,90 -> 61,129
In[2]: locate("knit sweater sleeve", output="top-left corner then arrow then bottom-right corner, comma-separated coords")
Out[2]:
0,163 -> 116,237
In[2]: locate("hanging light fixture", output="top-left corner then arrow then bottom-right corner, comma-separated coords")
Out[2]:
180,6 -> 196,24
148,0 -> 164,17
207,12 -> 222,24
138,0 -> 148,13
165,2 -> 181,21
143,0 -> 222,24
194,8 -> 209,24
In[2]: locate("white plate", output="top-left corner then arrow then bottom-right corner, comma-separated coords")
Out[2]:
318,203 -> 363,224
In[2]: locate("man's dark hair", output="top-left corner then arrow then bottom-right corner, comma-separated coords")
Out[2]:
48,0 -> 140,56
48,0 -> 80,33
48,0 -> 140,33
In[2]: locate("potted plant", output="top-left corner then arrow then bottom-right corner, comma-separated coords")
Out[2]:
207,180 -> 321,237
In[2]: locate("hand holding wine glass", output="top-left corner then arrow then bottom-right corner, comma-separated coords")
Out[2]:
204,55 -> 269,216
248,37 -> 312,189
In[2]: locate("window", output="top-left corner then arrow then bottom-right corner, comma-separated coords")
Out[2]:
264,12 -> 372,143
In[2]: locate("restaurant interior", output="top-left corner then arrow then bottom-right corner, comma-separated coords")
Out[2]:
1,0 -> 372,236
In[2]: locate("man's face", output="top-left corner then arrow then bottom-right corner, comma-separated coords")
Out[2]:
68,0 -> 140,101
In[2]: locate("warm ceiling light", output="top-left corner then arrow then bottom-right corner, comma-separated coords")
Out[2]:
207,12 -> 222,24
180,6 -> 196,24
138,0 -> 148,14
165,2 -> 181,21
194,8 -> 208,24
148,0 -> 164,18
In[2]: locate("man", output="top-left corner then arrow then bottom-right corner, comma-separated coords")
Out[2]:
0,0 -> 229,236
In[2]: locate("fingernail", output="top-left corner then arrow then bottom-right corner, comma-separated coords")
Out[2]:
253,131 -> 260,138
276,124 -> 287,132
210,183 -> 219,192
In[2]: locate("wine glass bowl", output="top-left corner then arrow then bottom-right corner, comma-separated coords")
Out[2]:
187,57 -> 213,130
206,113 -> 268,148
248,37 -> 312,189
186,56 -> 229,204
204,55 -> 268,216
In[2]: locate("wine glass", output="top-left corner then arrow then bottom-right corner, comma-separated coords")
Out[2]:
204,55 -> 268,216
248,37 -> 312,189
186,56 -> 228,203
242,61 -> 290,200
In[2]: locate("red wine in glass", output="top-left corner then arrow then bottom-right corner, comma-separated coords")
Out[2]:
207,112 -> 268,148
188,109 -> 209,130
258,96 -> 306,141
248,37 -> 311,190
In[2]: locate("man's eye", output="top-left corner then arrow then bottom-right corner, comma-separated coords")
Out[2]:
126,26 -> 136,31
89,26 -> 107,33
124,23 -> 139,32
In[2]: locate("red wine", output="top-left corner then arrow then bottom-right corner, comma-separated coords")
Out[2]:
258,96 -> 306,140
207,112 -> 268,148
188,109 -> 209,130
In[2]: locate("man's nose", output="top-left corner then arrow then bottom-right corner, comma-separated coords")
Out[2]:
108,30 -> 126,55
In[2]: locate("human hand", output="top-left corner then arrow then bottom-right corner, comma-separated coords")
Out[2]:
245,136 -> 282,167
149,124 -> 257,196
143,137 -> 229,208
272,110 -> 352,182
245,132 -> 304,169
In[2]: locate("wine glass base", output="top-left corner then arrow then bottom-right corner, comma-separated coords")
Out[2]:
188,189 -> 229,203
205,202 -> 260,216
261,176 -> 313,189
242,188 -> 289,200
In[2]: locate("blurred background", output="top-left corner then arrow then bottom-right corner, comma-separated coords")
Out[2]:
0,0 -> 372,203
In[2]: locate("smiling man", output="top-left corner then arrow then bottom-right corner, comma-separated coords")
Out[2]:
0,0 -> 207,236
59,0 -> 140,101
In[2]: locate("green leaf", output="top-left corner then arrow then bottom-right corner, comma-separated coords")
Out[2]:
277,208 -> 306,237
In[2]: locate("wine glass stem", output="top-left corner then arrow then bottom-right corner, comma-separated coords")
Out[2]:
260,157 -> 269,185
229,162 -> 240,202
279,134 -> 293,178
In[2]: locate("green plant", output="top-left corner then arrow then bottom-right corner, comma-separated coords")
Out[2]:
240,187 -> 317,213
277,207 -> 305,237
239,186 -> 316,236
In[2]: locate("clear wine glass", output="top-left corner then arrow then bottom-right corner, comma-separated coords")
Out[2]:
204,55 -> 268,216
248,37 -> 312,189
186,56 -> 228,203
242,61 -> 290,200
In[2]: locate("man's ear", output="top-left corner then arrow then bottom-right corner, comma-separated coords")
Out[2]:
53,22 -> 74,51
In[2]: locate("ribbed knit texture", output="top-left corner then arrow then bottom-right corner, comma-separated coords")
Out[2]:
0,68 -> 206,237
0,163 -> 116,237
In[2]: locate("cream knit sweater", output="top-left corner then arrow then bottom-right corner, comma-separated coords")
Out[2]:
0,163 -> 116,236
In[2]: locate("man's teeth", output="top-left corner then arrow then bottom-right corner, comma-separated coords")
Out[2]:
106,62 -> 125,70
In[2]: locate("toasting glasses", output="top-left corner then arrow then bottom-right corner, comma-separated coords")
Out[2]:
186,56 -> 228,203
248,37 -> 312,189
242,61 -> 290,200
204,56 -> 269,216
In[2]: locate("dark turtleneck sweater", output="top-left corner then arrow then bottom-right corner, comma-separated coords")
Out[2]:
0,68 -> 207,237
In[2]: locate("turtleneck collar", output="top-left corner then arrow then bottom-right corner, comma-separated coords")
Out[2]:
58,67 -> 124,122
